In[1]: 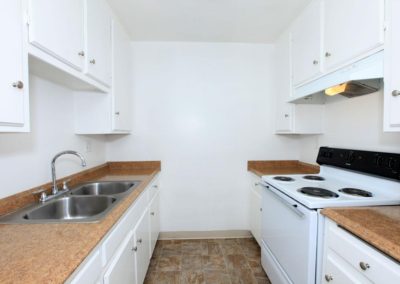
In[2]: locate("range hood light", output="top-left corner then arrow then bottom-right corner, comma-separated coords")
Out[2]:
325,84 -> 347,96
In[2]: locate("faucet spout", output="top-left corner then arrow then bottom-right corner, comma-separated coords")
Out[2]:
51,150 -> 87,195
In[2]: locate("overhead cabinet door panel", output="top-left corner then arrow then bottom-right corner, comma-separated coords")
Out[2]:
0,0 -> 25,126
28,0 -> 85,70
323,0 -> 384,70
85,0 -> 112,86
291,0 -> 322,86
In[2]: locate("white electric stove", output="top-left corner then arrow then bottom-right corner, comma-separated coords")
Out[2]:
259,147 -> 400,284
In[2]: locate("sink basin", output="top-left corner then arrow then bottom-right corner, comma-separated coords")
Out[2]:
0,180 -> 141,224
23,196 -> 116,221
70,181 -> 137,196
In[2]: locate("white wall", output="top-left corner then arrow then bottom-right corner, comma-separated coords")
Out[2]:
299,91 -> 400,164
106,42 -> 300,232
0,75 -> 107,199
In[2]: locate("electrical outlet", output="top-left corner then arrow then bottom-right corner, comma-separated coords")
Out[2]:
85,140 -> 92,153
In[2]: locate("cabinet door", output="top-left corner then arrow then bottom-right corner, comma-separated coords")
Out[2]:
134,210 -> 151,284
291,0 -> 322,86
104,230 -> 137,284
28,0 -> 85,70
250,187 -> 262,246
323,250 -> 369,284
149,192 -> 160,255
323,0 -> 384,71
85,0 -> 112,86
112,20 -> 132,131
0,0 -> 27,127
384,0 -> 400,131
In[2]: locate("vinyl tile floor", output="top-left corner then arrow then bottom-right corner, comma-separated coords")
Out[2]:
144,238 -> 271,284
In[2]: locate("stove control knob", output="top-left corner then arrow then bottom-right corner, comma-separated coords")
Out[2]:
375,155 -> 384,167
325,274 -> 333,282
388,158 -> 396,169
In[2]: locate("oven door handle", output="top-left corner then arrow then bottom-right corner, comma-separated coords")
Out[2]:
264,184 -> 305,218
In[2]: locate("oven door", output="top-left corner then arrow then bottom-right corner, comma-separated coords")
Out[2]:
261,183 -> 318,284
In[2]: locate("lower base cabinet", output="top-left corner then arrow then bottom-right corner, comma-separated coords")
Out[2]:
66,175 -> 160,284
249,174 -> 262,246
321,219 -> 400,283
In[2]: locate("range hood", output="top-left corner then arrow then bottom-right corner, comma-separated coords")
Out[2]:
290,51 -> 384,104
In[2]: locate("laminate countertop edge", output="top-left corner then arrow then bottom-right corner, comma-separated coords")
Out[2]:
322,207 -> 400,263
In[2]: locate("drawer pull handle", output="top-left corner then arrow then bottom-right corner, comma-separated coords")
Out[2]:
325,274 -> 333,282
131,246 -> 137,252
392,90 -> 400,97
153,185 -> 158,189
138,238 -> 143,244
359,262 -> 370,271
151,212 -> 155,216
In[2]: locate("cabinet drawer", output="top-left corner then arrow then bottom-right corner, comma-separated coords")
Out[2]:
326,221 -> 400,283
102,191 -> 148,262
148,175 -> 160,202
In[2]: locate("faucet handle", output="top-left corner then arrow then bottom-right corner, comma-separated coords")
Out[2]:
32,188 -> 47,203
62,179 -> 71,191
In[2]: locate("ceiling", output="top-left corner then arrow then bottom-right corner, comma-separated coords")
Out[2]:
107,0 -> 311,43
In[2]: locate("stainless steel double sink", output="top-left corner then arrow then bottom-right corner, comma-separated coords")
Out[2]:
0,181 -> 141,224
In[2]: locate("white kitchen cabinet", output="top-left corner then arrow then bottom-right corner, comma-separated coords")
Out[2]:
74,19 -> 131,134
85,0 -> 112,86
291,0 -> 323,86
249,174 -> 262,246
149,191 -> 160,255
111,19 -> 132,132
321,219 -> 400,283
384,0 -> 400,132
323,0 -> 384,71
104,230 -> 136,284
0,0 -> 30,132
274,31 -> 325,134
28,0 -> 85,71
133,210 -> 151,284
66,174 -> 161,284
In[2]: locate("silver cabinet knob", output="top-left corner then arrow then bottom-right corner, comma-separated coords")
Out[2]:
359,262 -> 370,271
138,238 -> 143,244
284,114 -> 289,118
78,51 -> 85,57
325,274 -> 333,282
153,185 -> 159,189
392,90 -> 400,97
90,59 -> 96,64
313,60 -> 319,65
259,208 -> 263,212
12,81 -> 24,89
254,182 -> 259,187
115,112 -> 120,115
131,246 -> 137,252
151,212 -> 155,216
325,52 -> 332,58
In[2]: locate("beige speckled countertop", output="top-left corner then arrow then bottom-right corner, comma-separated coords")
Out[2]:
248,160 -> 320,177
322,206 -> 400,262
0,162 -> 160,284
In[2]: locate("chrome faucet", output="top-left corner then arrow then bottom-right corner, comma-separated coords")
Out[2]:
51,150 -> 87,195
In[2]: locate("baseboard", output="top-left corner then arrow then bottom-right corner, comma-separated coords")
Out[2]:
159,230 -> 252,240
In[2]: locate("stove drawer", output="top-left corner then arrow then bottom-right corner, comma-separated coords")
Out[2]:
324,219 -> 400,283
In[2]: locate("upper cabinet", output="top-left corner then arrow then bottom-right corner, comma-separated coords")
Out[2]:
291,0 -> 323,86
384,0 -> 400,132
323,0 -> 385,71
112,20 -> 132,132
28,0 -> 85,71
85,0 -> 112,86
274,32 -> 325,134
74,19 -> 132,134
0,0 -> 29,132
